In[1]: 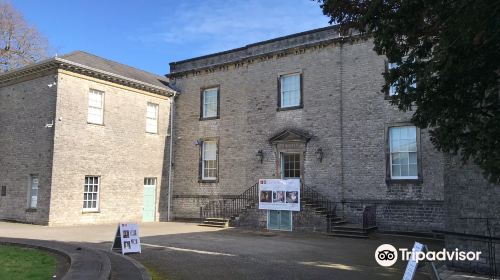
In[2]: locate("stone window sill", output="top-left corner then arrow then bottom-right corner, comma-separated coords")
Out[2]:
386,178 -> 423,186
199,179 -> 218,184
199,116 -> 219,121
25,208 -> 37,213
82,210 -> 100,214
277,105 -> 303,112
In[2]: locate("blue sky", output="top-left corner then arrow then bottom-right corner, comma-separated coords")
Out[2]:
12,0 -> 331,76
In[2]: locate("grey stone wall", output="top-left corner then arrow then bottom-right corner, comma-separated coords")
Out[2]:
341,200 -> 444,232
233,207 -> 328,233
169,30 -> 445,233
47,71 -> 171,225
443,155 -> 500,275
0,71 -> 58,224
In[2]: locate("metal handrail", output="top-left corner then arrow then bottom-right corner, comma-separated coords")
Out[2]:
301,185 -> 337,231
200,183 -> 341,232
200,182 -> 259,221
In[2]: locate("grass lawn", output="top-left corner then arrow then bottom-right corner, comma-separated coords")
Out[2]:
0,245 -> 56,280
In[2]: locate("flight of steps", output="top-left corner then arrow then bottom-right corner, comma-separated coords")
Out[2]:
199,218 -> 229,228
327,223 -> 377,239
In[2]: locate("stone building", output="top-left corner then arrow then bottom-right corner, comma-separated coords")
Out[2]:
1,25 -> 497,274
167,26 -> 445,233
0,51 -> 175,225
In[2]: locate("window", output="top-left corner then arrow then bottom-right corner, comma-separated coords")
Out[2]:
1,186 -> 5,196
201,141 -> 218,180
83,176 -> 100,211
88,89 -> 104,124
201,87 -> 219,119
279,73 -> 301,108
388,63 -> 398,96
28,175 -> 38,208
387,62 -> 416,96
389,126 -> 418,179
146,102 -> 159,133
281,153 -> 301,179
144,177 -> 157,186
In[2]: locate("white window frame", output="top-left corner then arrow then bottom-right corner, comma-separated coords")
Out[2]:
202,88 -> 218,118
146,102 -> 159,134
201,141 -> 217,180
279,73 -> 301,108
83,176 -> 100,211
389,126 -> 418,179
387,62 -> 416,96
28,174 -> 39,209
87,89 -> 104,124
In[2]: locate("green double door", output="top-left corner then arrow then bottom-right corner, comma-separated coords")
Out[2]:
267,210 -> 292,231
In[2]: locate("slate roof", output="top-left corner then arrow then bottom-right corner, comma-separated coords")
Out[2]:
60,51 -> 169,89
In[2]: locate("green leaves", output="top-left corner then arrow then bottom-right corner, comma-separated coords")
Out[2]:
318,0 -> 500,183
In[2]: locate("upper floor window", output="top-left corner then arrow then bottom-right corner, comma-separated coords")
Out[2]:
389,126 -> 418,179
387,62 -> 416,97
201,141 -> 218,181
146,102 -> 159,134
388,63 -> 398,96
201,87 -> 219,119
88,89 -> 104,124
279,73 -> 302,109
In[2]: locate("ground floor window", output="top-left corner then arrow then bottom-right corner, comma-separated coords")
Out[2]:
202,141 -> 218,180
28,175 -> 38,208
389,126 -> 418,179
83,176 -> 99,211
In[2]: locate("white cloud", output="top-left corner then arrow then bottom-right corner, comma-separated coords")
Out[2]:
130,0 -> 330,58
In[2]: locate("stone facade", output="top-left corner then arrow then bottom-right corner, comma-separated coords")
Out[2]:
0,71 -> 58,224
168,26 -> 445,233
48,71 -> 171,225
0,55 -> 172,225
443,155 -> 500,274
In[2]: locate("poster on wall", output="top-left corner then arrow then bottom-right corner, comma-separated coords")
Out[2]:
258,179 -> 300,211
111,223 -> 142,254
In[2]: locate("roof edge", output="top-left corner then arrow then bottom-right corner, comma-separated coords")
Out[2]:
0,56 -> 177,96
170,25 -> 339,66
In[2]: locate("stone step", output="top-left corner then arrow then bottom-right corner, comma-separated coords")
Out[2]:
199,223 -> 227,228
205,218 -> 229,221
203,220 -> 227,225
304,203 -> 320,207
331,225 -> 367,231
327,233 -> 369,239
330,229 -> 368,235
200,218 -> 229,228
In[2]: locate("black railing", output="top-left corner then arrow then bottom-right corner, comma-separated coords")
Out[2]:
362,205 -> 377,229
301,185 -> 337,231
199,183 -> 340,232
200,182 -> 259,221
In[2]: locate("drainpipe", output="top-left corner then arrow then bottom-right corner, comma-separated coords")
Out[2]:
167,91 -> 177,221
339,37 -> 345,213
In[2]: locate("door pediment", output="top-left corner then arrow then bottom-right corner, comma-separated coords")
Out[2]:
269,129 -> 311,144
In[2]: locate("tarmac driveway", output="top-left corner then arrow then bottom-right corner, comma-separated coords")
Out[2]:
0,221 -> 444,280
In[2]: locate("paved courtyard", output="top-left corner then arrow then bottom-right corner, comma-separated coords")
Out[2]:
0,221 -> 448,279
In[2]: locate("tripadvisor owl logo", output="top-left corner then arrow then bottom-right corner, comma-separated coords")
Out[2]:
375,244 -> 398,267
374,243 -> 482,267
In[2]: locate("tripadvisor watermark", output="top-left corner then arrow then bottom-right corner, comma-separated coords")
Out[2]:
375,244 -> 482,267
